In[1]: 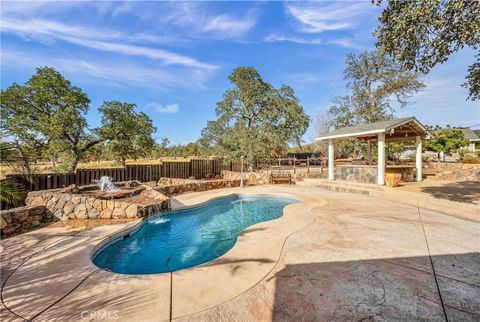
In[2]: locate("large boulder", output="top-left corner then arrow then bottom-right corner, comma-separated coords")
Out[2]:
87,208 -> 99,219
158,177 -> 173,185
100,208 -> 113,219
93,199 -> 104,212
71,196 -> 82,205
125,205 -> 139,218
63,203 -> 75,217
125,180 -> 142,188
74,204 -> 88,219
29,196 -> 45,206
60,184 -> 80,194
205,173 -> 214,179
111,207 -> 125,219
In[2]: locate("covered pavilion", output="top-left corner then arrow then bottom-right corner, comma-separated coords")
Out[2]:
315,117 -> 432,185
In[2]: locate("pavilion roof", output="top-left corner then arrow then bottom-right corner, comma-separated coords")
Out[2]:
315,117 -> 432,141
461,128 -> 480,141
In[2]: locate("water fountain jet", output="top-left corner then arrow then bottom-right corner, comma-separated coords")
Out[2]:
96,176 -> 118,192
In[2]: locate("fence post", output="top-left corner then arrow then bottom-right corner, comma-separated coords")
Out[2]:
307,157 -> 310,174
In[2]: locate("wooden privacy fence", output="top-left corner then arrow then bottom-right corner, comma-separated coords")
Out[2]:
3,159 -> 246,193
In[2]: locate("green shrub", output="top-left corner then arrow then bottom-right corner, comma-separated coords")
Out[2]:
53,163 -> 70,173
462,155 -> 480,164
458,148 -> 469,158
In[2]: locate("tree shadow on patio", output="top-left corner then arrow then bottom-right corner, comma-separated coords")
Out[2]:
272,253 -> 480,322
201,256 -> 275,276
420,181 -> 480,204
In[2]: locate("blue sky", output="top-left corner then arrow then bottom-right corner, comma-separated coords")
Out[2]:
1,1 -> 478,145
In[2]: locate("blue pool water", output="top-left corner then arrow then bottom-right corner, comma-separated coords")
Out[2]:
93,195 -> 298,274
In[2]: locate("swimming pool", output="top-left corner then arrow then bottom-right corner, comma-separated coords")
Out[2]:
93,194 -> 298,274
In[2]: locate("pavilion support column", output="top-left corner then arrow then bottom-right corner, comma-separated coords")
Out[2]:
328,139 -> 334,181
367,140 -> 372,165
416,136 -> 423,182
377,133 -> 385,185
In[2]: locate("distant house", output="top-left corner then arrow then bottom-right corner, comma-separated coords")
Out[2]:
460,128 -> 480,152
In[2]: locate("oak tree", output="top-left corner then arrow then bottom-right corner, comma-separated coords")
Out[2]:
374,0 -> 480,100
200,67 -> 310,164
98,101 -> 156,166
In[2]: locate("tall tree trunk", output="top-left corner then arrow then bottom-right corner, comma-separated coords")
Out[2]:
15,142 -> 32,175
68,155 -> 80,173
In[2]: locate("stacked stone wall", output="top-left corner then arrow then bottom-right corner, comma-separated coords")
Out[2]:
336,167 -> 378,184
424,162 -> 480,181
1,206 -> 54,238
156,179 -> 240,196
221,169 -> 326,185
25,188 -> 170,221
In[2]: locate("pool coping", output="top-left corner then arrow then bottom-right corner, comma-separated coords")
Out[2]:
2,186 -> 323,321
2,184 -> 479,322
90,192 -> 303,273
167,188 -> 321,318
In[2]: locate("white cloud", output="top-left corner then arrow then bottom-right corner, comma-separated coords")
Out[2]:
391,49 -> 479,127
264,33 -> 364,49
2,1 -> 259,45
1,49 -> 214,91
264,33 -> 323,45
286,73 -> 335,84
328,38 -> 354,48
145,3 -> 258,39
328,37 -> 365,49
0,1 -> 115,17
286,2 -> 372,33
65,37 -> 217,70
1,1 -> 73,15
145,103 -> 180,114
1,18 -> 217,70
203,11 -> 257,36
398,77 -> 479,127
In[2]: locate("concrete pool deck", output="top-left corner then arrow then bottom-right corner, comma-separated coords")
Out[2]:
1,185 -> 479,321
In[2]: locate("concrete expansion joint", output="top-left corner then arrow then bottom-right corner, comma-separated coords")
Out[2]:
31,269 -> 102,321
416,207 -> 448,322
3,187 -> 478,321
0,231 -> 84,320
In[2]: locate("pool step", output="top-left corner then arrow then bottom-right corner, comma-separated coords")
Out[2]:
298,179 -> 384,195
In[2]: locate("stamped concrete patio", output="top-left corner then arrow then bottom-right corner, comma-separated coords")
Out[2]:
1,185 -> 479,321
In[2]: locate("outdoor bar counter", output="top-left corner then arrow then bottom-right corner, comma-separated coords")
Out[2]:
336,164 -> 416,185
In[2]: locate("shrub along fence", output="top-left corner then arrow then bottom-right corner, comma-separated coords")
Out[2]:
3,159 -> 245,194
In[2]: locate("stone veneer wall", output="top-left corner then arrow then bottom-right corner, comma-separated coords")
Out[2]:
399,168 -> 416,182
1,206 -> 55,238
424,162 -> 480,181
336,166 -> 416,184
221,170 -> 326,185
156,179 -> 240,196
157,178 -> 200,185
336,167 -> 378,184
221,171 -> 269,185
25,187 -> 170,221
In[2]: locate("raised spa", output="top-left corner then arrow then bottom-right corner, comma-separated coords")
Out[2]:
93,195 -> 298,274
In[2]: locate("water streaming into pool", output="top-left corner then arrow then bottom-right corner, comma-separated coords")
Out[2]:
93,195 -> 298,274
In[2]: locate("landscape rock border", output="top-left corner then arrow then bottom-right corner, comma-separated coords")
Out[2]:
0,206 -> 55,238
